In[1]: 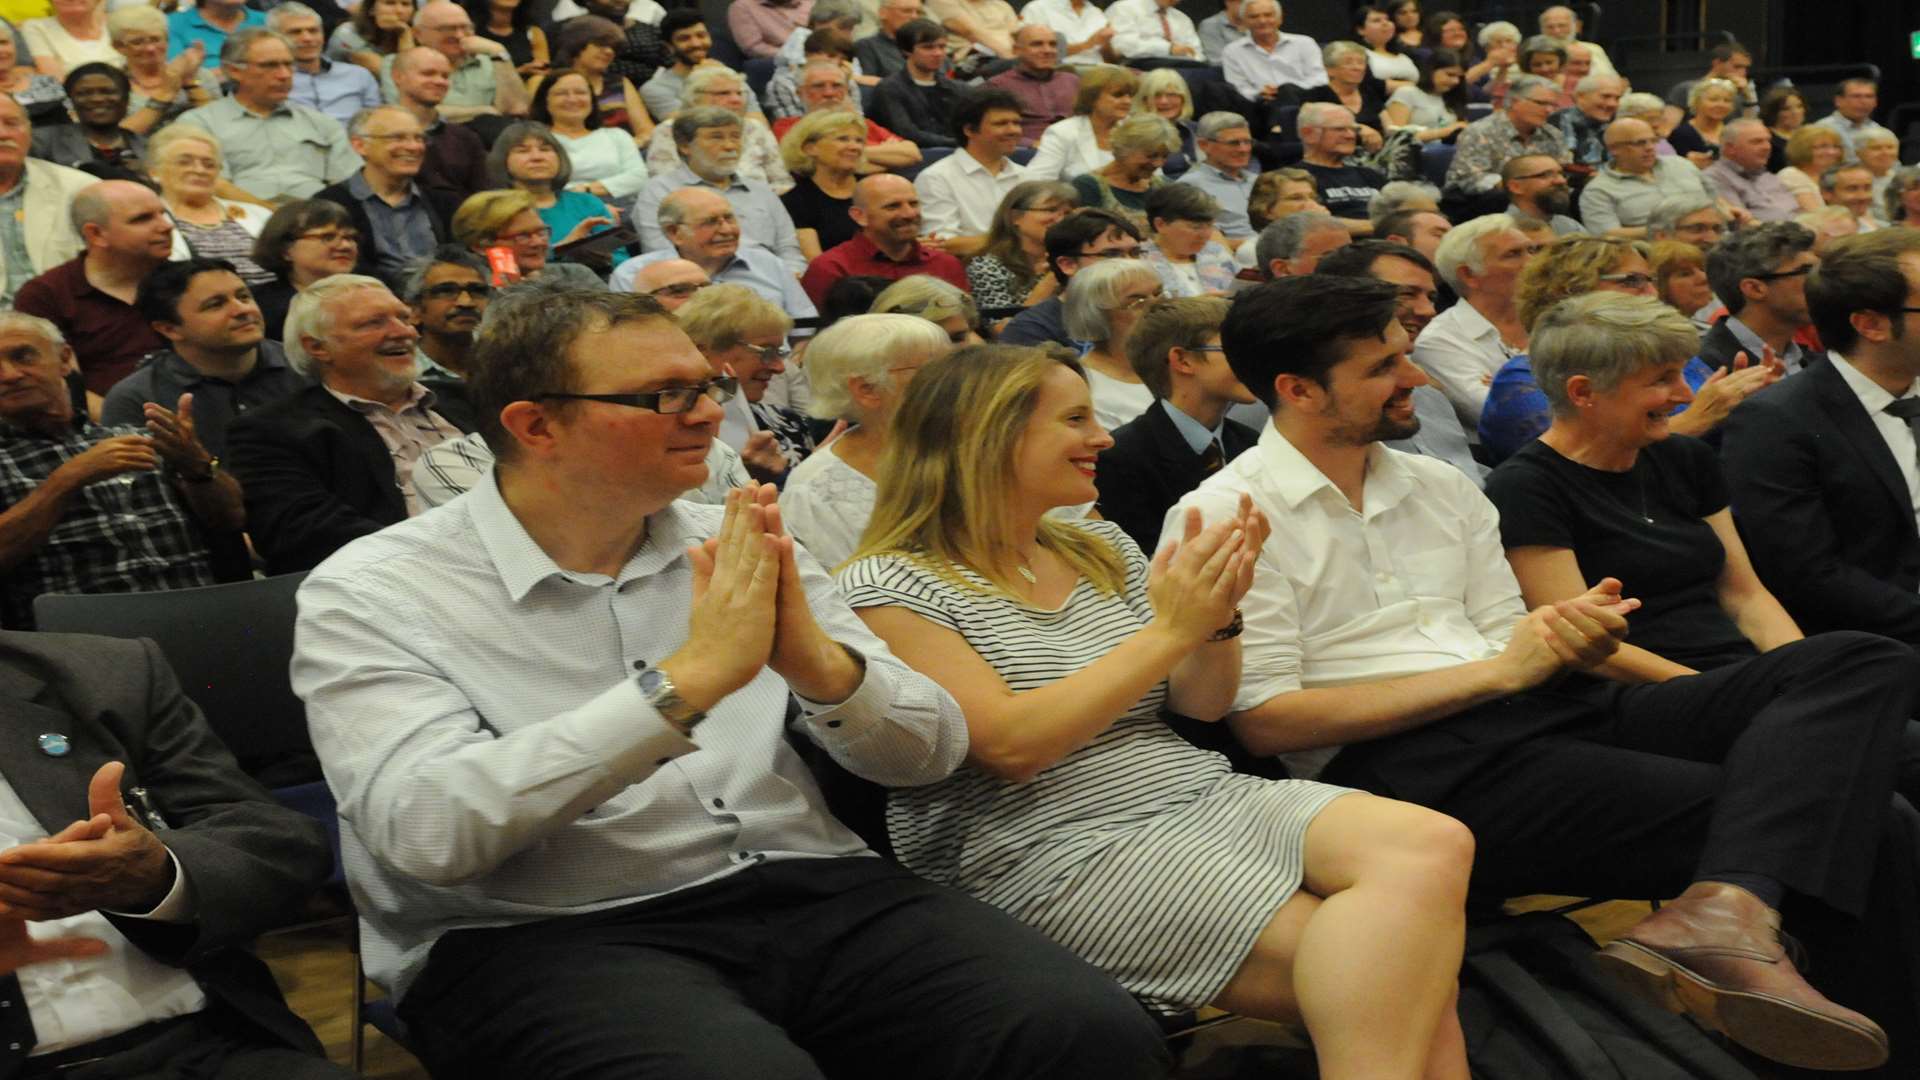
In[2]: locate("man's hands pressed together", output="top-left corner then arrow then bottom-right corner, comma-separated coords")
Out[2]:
0,761 -> 177,922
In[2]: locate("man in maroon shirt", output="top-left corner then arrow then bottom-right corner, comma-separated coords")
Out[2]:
986,23 -> 1079,147
800,174 -> 968,304
12,180 -> 171,404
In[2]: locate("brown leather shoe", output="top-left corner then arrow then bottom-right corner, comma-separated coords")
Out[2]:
1593,882 -> 1889,1071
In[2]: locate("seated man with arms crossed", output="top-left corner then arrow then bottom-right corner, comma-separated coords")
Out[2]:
291,288 -> 1173,1080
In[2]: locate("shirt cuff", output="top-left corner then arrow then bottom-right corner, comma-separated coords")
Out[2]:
594,677 -> 702,778
105,847 -> 194,924
793,644 -> 893,741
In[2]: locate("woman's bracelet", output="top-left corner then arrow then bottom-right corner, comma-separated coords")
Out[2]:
1208,609 -> 1244,642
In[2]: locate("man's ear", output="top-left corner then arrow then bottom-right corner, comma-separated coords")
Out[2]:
151,319 -> 185,348
56,345 -> 78,377
497,399 -> 561,460
1271,372 -> 1323,412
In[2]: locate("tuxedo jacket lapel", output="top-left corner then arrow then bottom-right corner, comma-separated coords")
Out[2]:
1812,360 -> 1919,539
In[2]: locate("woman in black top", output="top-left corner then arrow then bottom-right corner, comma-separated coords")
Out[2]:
1486,292 -> 1863,678
777,110 -> 863,260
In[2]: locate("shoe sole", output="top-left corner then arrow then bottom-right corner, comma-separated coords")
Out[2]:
1593,940 -> 1890,1071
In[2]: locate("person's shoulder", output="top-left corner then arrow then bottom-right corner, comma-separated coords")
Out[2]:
24,156 -> 95,194
306,493 -> 488,590
228,384 -> 339,433
1649,432 -> 1718,471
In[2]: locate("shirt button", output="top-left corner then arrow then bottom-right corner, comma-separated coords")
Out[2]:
826,719 -> 842,728
632,659 -> 647,670
711,797 -> 725,809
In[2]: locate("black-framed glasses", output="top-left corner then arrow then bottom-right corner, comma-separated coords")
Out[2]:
1754,265 -> 1814,281
535,376 -> 739,414
1509,168 -> 1565,182
298,229 -> 360,245
422,281 -> 493,300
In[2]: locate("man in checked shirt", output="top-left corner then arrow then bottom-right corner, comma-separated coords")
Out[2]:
0,312 -> 244,630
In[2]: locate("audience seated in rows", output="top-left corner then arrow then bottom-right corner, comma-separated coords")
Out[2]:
1823,161 -> 1884,232
855,0 -> 918,79
1374,204 -> 1451,260
913,86 -> 1027,249
871,271 -> 986,345
779,110 -> 862,258
770,60 -> 920,181
731,0 -> 811,60
636,105 -> 804,272
999,205 -> 1141,347
227,274 -> 473,576
535,14 -> 653,143
1698,223 -> 1821,375
0,94 -> 92,309
1294,101 -> 1382,229
1701,117 -> 1798,223
385,46 -> 493,201
166,0 -> 264,70
1384,46 -> 1469,146
1303,41 -> 1385,142
1069,112 -> 1175,226
27,62 -> 147,173
0,310 -> 241,629
1547,72 -> 1619,175
1220,0 -> 1324,121
1105,0 -> 1199,62
1813,77 -> 1895,163
488,120 -> 621,258
1668,77 -> 1737,170
1778,124 -> 1846,213
106,6 -> 216,136
1062,255 -> 1159,429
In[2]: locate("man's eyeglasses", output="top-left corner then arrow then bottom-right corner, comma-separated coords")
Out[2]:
647,281 -> 710,299
536,376 -> 739,415
1598,272 -> 1656,289
1077,246 -> 1143,260
1753,265 -> 1814,281
297,229 -> 359,246
422,281 -> 493,301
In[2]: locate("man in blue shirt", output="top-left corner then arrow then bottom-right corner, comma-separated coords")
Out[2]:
273,2 -> 381,127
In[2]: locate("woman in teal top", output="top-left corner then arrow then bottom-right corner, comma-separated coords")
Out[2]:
489,120 -> 630,267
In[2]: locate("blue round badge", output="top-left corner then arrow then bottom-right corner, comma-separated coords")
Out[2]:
37,733 -> 69,757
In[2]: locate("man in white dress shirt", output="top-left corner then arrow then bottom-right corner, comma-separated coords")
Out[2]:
1412,213 -> 1533,433
292,288 -> 1172,1080
912,86 -> 1027,254
1104,0 -> 1200,63
1019,0 -> 1112,62
1167,275 -> 1920,1076
1220,0 -> 1325,112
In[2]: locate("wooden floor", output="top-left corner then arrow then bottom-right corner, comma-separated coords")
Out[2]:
258,898 -> 1652,1078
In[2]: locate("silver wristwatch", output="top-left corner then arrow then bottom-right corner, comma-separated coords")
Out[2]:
636,667 -> 705,734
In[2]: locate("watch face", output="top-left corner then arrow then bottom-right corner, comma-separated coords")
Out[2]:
637,668 -> 665,695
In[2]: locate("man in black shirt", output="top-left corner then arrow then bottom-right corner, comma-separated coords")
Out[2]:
856,0 -> 920,80
870,18 -> 962,149
1295,101 -> 1384,233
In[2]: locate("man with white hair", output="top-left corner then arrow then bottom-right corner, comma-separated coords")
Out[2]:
1412,214 -> 1534,431
612,187 -> 817,322
13,179 -> 171,397
1219,0 -> 1325,131
1580,116 -> 1719,238
174,28 -> 361,202
1549,72 -> 1622,173
0,311 -> 242,628
1176,112 -> 1262,243
225,275 -> 476,576
1445,74 -> 1569,199
0,94 -> 92,311
1704,118 -> 1798,223
381,0 -> 528,126
1535,4 -> 1615,77
1295,101 -> 1384,231
271,1 -> 380,128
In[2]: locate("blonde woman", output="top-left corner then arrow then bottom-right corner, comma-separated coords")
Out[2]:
837,345 -> 1472,1080
23,0 -> 113,79
871,274 -> 982,346
110,6 -> 214,135
676,283 -> 812,478
1028,65 -> 1138,183
149,125 -> 274,284
1669,77 -> 1737,168
1070,114 -> 1180,225
1778,125 -> 1845,212
450,188 -> 607,289
1131,67 -> 1196,160
778,313 -> 951,568
778,110 -> 864,259
643,65 -> 793,194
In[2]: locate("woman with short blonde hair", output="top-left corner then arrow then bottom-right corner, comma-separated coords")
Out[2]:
1780,126 -> 1846,212
677,283 -> 812,479
1130,68 -> 1196,159
110,5 -> 215,133
1062,258 -> 1163,429
778,110 -> 867,259
871,274 -> 981,345
1070,115 -> 1179,226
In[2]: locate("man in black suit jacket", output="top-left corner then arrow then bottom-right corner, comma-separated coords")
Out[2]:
227,276 -> 475,576
0,630 -> 342,1077
1699,221 -> 1820,376
313,105 -> 459,290
1095,295 -> 1260,553
870,19 -> 964,148
1722,229 -> 1920,644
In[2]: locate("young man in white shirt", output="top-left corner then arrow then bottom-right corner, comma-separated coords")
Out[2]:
1166,273 -> 1920,1077
912,86 -> 1027,255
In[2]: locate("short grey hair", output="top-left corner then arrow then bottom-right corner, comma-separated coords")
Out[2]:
1722,116 -> 1768,142
681,65 -> 744,109
1884,165 -> 1920,223
1858,129 -> 1901,151
1195,111 -> 1250,143
1645,195 -> 1723,239
1062,258 -> 1158,341
871,274 -> 978,329
1296,101 -> 1351,132
265,2 -> 322,30
399,245 -> 489,304
1820,162 -> 1873,192
347,104 -> 414,139
1574,73 -> 1622,96
803,313 -> 951,421
1617,92 -> 1666,120
672,104 -> 743,146
1108,114 -> 1180,157
220,26 -> 293,67
656,186 -> 718,231
1322,40 -> 1365,67
1530,292 -> 1700,416
0,312 -> 65,349
1255,212 -> 1343,272
1478,20 -> 1520,47
1367,180 -> 1439,224
1433,213 -> 1525,292
283,274 -> 392,375
1505,74 -> 1553,105
1687,77 -> 1738,112
1705,222 -> 1815,313
106,5 -> 166,43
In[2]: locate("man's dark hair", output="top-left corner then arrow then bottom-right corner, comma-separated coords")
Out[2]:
894,17 -> 946,52
820,274 -> 892,327
253,198 -> 354,279
659,9 -> 705,40
470,289 -> 673,459
1222,276 -> 1402,404
1374,206 -> 1437,245
1315,239 -> 1439,283
399,243 -> 490,304
952,86 -> 1021,143
805,27 -> 855,60
1708,42 -> 1750,65
135,257 -> 242,326
1042,208 -> 1142,284
1705,222 -> 1816,315
1806,230 -> 1920,354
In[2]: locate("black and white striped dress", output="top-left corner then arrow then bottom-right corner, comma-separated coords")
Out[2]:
838,520 -> 1353,1014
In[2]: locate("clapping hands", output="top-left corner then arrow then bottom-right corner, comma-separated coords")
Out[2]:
1148,496 -> 1269,647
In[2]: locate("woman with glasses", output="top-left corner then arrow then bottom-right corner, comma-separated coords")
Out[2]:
249,199 -> 363,340
487,122 -> 622,257
28,61 -> 145,173
676,283 -> 813,482
149,126 -> 275,286
1478,235 -> 1773,463
109,6 -> 214,135
1139,184 -> 1235,298
778,314 -> 952,569
528,70 -> 649,204
1028,65 -> 1138,184
871,275 -> 983,347
837,345 -> 1473,1080
1246,168 -> 1325,233
450,188 -> 608,289
532,15 -> 650,143
967,180 -> 1077,312
1063,258 -> 1163,430
1778,126 -> 1845,214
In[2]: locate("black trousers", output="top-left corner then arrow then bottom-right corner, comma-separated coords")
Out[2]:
398,857 -> 1175,1080
35,1009 -> 351,1080
1324,630 -> 1920,1077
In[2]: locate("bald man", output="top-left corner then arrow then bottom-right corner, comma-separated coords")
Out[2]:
611,188 -> 818,321
1579,116 -> 1718,238
388,46 -> 491,201
13,180 -> 173,398
379,1 -> 527,124
800,173 -> 970,305
630,259 -> 713,310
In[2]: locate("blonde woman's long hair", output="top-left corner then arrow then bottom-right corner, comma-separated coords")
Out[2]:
848,344 -> 1129,598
